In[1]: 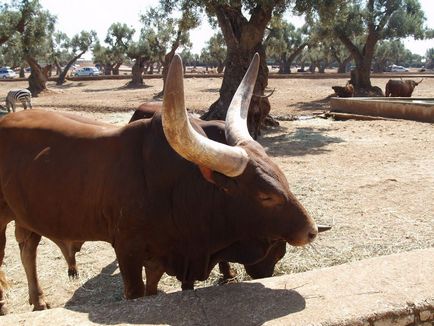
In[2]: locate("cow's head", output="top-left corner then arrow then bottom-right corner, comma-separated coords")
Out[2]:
406,78 -> 423,90
162,54 -> 318,247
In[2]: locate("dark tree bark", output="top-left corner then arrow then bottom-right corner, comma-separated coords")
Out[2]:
217,61 -> 225,73
127,57 -> 146,87
309,64 -> 315,73
103,63 -> 113,75
279,52 -> 290,74
112,62 -> 122,75
157,30 -> 182,97
26,56 -> 49,96
201,3 -> 279,136
56,51 -> 86,85
337,56 -> 352,73
19,67 -> 25,78
335,2 -> 380,93
278,43 -> 307,74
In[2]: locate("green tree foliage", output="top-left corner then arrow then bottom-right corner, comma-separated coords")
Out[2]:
295,0 -> 429,94
162,0 -> 292,127
305,42 -> 333,73
53,30 -> 97,84
126,32 -> 152,87
0,32 -> 25,71
372,39 -> 411,72
0,0 -> 30,45
200,32 -> 226,72
141,5 -> 199,94
0,0 -> 56,95
93,23 -> 135,75
265,16 -> 310,73
426,48 -> 434,69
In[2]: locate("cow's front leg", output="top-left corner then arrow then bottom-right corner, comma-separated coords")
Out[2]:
0,223 -> 9,315
181,280 -> 194,291
114,241 -> 145,299
145,265 -> 164,295
218,262 -> 237,281
15,226 -> 49,311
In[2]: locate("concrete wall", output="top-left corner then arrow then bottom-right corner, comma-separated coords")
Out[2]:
1,248 -> 433,325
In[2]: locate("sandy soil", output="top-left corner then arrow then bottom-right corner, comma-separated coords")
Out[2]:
0,75 -> 433,314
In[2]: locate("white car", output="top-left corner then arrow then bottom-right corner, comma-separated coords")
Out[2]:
390,65 -> 409,72
0,67 -> 17,79
74,67 -> 101,76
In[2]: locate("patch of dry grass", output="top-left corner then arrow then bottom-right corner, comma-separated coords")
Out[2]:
0,77 -> 433,314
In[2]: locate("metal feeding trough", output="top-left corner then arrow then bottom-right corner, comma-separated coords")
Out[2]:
330,97 -> 434,123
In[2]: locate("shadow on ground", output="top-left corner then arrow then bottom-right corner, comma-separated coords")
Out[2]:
261,125 -> 344,157
50,82 -> 88,89
65,260 -> 124,308
200,88 -> 221,93
289,96 -> 332,112
82,84 -> 153,93
65,260 -> 305,325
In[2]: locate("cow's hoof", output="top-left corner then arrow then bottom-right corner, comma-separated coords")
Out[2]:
223,269 -> 237,280
0,303 -> 8,315
33,302 -> 50,311
68,268 -> 79,279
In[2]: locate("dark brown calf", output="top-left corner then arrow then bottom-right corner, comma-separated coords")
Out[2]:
385,79 -> 423,97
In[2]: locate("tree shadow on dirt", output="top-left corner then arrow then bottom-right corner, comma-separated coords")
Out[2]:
289,96 -> 333,112
260,125 -> 344,157
82,84 -> 153,93
65,263 -> 306,325
200,88 -> 221,93
50,82 -> 87,89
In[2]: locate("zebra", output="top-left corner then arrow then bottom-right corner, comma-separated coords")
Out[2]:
5,88 -> 32,113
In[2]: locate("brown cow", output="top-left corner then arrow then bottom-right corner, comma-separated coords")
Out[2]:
58,106 -> 281,284
248,89 -> 275,140
3,106 -> 282,284
332,82 -> 354,98
0,54 -> 318,313
385,79 -> 423,97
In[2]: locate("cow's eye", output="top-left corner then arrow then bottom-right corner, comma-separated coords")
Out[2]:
257,192 -> 284,207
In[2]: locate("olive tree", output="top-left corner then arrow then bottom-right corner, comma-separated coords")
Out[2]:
54,31 -> 97,85
141,6 -> 199,95
265,16 -> 310,74
162,0 -> 292,125
295,0 -> 428,94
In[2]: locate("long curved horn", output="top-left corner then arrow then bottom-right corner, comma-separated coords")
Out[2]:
162,54 -> 249,177
253,88 -> 275,99
416,78 -> 423,85
225,53 -> 260,146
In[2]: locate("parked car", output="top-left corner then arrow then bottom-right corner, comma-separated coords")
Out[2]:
74,67 -> 101,77
390,65 -> 409,72
0,67 -> 17,79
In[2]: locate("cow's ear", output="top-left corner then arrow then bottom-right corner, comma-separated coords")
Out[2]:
198,165 -> 238,193
198,165 -> 216,184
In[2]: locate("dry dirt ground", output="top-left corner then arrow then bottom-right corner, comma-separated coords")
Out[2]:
0,75 -> 433,315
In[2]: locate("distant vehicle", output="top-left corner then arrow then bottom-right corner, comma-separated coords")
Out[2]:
0,67 -> 17,79
389,65 -> 409,72
74,67 -> 101,77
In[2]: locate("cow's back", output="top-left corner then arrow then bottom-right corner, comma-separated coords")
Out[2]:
0,110 -> 148,242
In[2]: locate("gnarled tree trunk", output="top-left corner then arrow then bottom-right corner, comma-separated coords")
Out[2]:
201,4 -> 275,138
127,56 -> 146,87
26,56 -> 49,96
112,62 -> 122,75
56,51 -> 86,85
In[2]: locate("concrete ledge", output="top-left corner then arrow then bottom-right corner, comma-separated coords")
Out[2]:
1,248 -> 433,325
330,97 -> 434,123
